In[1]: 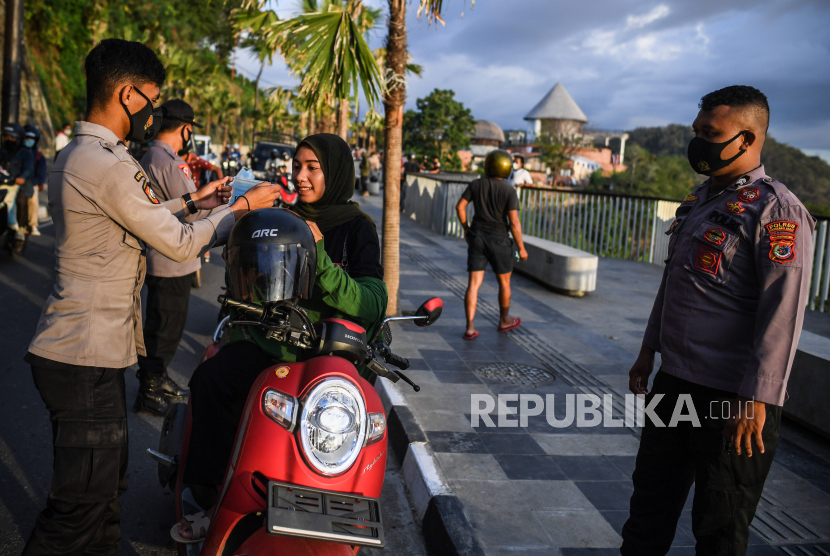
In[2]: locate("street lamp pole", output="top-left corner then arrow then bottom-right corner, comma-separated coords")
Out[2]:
2,0 -> 25,125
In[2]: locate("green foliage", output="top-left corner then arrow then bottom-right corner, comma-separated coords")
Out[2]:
589,145 -> 700,200
627,124 -> 694,157
402,88 -> 475,159
25,0 -> 243,126
761,137 -> 830,207
442,150 -> 463,172
537,133 -> 577,178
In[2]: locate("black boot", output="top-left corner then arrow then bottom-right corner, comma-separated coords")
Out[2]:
134,372 -> 171,417
161,374 -> 190,398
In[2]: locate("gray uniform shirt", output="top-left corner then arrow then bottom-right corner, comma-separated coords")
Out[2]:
140,141 -> 210,277
643,165 -> 813,406
27,122 -> 236,368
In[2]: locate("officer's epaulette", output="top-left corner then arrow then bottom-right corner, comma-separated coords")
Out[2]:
100,140 -> 134,163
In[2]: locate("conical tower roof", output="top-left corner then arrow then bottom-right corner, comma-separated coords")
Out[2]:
524,82 -> 588,123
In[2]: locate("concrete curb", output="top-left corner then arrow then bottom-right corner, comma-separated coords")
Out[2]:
377,378 -> 486,556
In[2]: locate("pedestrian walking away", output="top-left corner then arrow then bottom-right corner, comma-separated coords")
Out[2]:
133,98 -> 215,417
621,85 -> 814,556
455,149 -> 528,340
21,38 -> 283,556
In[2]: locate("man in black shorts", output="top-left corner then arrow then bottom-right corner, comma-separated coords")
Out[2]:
456,150 -> 528,339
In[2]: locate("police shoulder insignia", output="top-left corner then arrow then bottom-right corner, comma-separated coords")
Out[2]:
694,245 -> 721,275
143,184 -> 160,204
134,171 -> 146,182
765,220 -> 797,264
726,201 -> 745,214
738,188 -> 760,203
178,163 -> 192,181
683,194 -> 699,203
666,219 -> 681,235
703,227 -> 726,245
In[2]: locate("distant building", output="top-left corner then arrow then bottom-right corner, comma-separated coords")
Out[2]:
503,129 -> 528,146
470,120 -> 505,157
524,82 -> 588,138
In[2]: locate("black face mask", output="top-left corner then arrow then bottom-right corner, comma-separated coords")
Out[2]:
3,139 -> 18,150
121,86 -> 163,144
178,126 -> 196,156
687,132 -> 745,176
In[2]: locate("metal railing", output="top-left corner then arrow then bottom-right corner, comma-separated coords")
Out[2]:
403,175 -> 830,312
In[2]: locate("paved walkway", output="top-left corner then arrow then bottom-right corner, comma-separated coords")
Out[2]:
360,195 -> 830,555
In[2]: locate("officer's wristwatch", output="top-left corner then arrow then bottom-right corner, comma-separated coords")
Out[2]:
183,193 -> 198,215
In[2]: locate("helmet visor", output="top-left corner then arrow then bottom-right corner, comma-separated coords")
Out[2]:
227,243 -> 311,303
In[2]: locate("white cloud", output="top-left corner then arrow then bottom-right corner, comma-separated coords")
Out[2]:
626,4 -> 670,29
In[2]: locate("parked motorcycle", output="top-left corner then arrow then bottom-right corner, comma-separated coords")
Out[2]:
149,289 -> 443,555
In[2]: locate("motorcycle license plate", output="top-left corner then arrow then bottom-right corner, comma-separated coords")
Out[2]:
266,482 -> 385,548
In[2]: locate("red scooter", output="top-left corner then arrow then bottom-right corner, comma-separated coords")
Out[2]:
149,295 -> 444,555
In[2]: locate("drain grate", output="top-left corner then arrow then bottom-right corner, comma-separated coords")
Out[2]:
475,363 -> 554,387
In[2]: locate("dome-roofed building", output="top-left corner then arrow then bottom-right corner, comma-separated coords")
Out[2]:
470,120 -> 505,157
524,82 -> 588,137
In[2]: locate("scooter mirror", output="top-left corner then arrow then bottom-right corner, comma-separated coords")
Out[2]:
415,298 -> 443,327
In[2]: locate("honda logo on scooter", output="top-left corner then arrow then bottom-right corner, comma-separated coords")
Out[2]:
252,228 -> 278,238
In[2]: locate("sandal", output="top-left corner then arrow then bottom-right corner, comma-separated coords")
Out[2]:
463,331 -> 479,340
170,511 -> 210,544
497,317 -> 521,333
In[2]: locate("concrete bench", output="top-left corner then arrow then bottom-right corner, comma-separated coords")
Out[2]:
787,330 -> 830,437
513,235 -> 598,297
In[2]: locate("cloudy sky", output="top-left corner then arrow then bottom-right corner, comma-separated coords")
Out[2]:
237,0 -> 830,158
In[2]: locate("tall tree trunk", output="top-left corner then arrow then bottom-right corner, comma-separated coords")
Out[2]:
382,0 -> 407,316
337,98 -> 349,142
308,109 -> 316,138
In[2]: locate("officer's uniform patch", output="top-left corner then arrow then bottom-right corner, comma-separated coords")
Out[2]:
765,221 -> 797,263
667,219 -> 681,235
694,246 -> 721,274
178,163 -> 192,181
726,201 -> 745,214
135,171 -> 146,182
143,184 -> 160,204
683,194 -> 699,203
738,188 -> 760,203
703,227 -> 725,245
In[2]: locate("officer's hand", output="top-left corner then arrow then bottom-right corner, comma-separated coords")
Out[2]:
628,346 -> 655,395
519,248 -> 528,261
306,221 -> 323,242
724,397 -> 766,457
193,176 -> 233,210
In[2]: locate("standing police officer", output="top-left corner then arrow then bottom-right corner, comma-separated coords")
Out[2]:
622,86 -> 813,555
22,39 -> 281,555
133,99 -> 209,416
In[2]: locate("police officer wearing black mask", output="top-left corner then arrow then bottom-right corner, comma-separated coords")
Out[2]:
22,39 -> 281,555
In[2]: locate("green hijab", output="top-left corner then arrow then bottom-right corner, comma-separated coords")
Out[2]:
291,133 -> 374,233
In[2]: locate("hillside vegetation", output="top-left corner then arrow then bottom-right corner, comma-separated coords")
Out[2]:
626,124 -> 830,212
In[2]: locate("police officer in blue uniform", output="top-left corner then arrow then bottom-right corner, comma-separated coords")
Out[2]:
622,86 -> 814,556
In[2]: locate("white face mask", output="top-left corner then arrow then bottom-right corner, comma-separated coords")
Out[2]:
513,163 -> 520,170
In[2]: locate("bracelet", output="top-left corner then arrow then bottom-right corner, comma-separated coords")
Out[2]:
241,195 -> 251,211
183,193 -> 198,215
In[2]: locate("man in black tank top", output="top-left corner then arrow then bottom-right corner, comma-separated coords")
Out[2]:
455,150 -> 528,340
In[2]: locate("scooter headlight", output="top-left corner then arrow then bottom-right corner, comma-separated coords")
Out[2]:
299,378 -> 367,476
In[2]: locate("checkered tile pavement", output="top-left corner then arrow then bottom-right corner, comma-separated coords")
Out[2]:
361,196 -> 830,555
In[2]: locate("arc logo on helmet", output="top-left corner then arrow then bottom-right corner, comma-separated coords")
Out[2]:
252,228 -> 279,238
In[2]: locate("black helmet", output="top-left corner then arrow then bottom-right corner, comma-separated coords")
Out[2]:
2,123 -> 24,148
270,148 -> 279,159
24,124 -> 41,147
225,208 -> 317,305
484,150 -> 513,179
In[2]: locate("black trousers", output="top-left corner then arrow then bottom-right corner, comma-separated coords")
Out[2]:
183,341 -> 274,486
621,371 -> 781,556
137,273 -> 193,377
23,364 -> 128,556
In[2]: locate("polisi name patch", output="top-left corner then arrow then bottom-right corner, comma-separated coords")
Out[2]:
252,228 -> 279,238
765,221 -> 798,236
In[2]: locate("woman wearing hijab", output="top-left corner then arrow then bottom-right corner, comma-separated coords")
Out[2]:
172,133 -> 387,542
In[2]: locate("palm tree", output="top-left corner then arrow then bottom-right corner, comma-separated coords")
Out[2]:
381,0 -> 469,315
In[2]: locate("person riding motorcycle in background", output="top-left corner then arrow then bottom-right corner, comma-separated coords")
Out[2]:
23,125 -> 48,236
0,123 -> 35,237
173,132 -> 388,542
